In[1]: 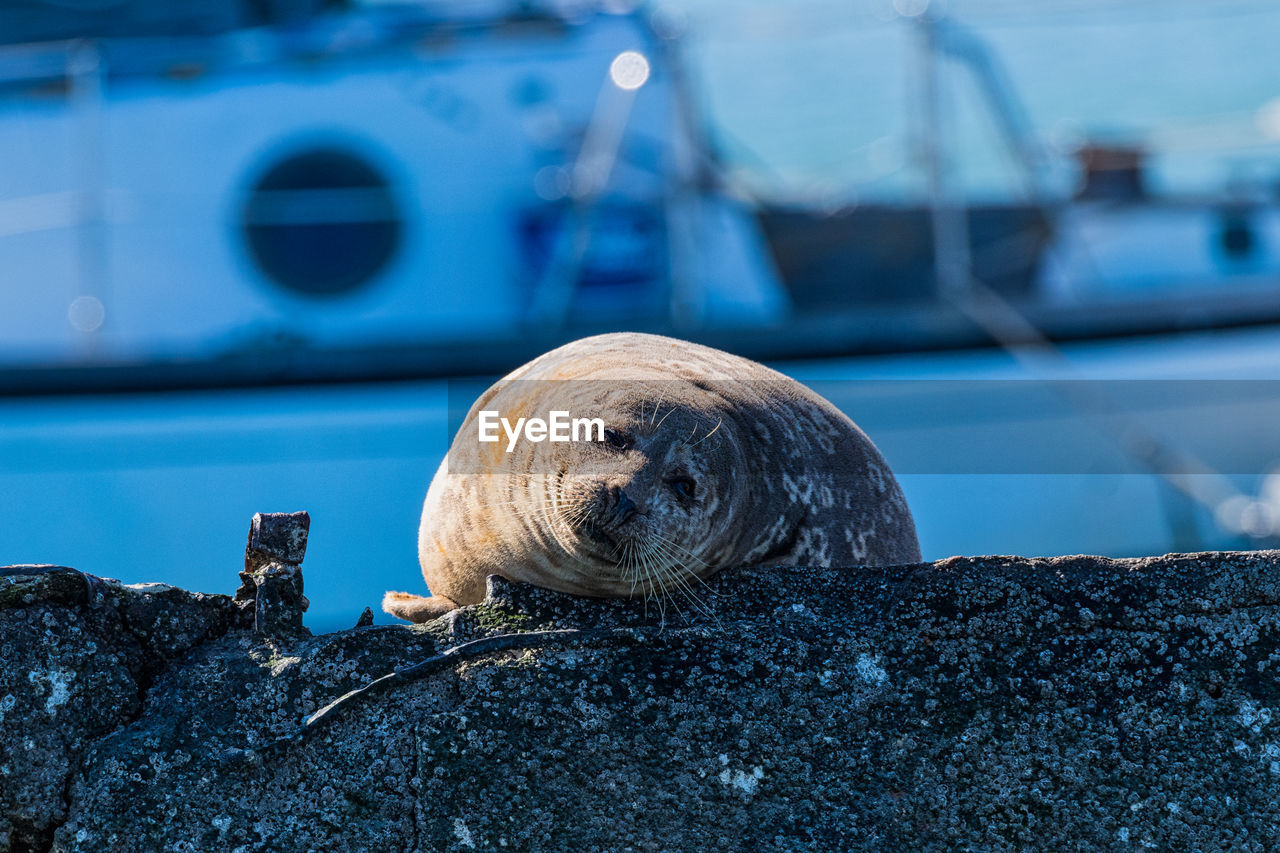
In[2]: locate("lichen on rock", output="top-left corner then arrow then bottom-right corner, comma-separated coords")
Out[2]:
3,547 -> 1280,851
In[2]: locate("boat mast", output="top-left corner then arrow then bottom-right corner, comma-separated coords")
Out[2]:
527,47 -> 650,328
658,24 -> 703,330
69,40 -> 108,351
914,7 -> 972,302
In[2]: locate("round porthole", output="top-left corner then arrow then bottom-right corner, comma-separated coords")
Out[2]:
242,147 -> 401,297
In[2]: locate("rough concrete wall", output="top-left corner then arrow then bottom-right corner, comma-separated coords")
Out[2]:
4,550 -> 1280,852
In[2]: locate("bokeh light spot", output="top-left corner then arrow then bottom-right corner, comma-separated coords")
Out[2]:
893,0 -> 931,18
610,51 -> 650,91
67,295 -> 104,333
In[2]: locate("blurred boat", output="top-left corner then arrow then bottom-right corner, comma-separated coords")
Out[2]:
0,0 -> 786,393
754,14 -> 1280,357
758,143 -> 1280,348
2,2 -> 1279,389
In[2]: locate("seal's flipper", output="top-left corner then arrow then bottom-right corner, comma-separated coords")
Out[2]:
382,590 -> 460,623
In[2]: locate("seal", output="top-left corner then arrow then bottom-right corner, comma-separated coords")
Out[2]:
383,332 -> 919,622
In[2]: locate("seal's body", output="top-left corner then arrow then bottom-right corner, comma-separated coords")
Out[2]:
383,333 -> 919,622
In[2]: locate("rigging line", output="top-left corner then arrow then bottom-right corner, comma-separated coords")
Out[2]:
944,277 -> 1249,519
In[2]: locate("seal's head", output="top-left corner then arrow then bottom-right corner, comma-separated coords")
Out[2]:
532,391 -> 747,601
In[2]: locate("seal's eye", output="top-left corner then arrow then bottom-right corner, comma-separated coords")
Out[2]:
602,428 -> 632,450
666,476 -> 696,500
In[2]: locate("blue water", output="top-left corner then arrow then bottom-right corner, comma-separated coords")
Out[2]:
0,383 -> 447,632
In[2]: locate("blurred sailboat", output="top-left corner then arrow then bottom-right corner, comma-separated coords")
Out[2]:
0,0 -> 786,392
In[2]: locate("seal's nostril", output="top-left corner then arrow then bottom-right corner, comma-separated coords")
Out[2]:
613,489 -> 637,524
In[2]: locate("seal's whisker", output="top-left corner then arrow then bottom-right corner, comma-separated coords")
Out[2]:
637,544 -> 656,619
552,497 -> 594,520
687,416 -> 723,449
648,556 -> 699,610
645,539 -> 715,618
644,530 -> 711,569
642,532 -> 722,600
654,405 -> 678,432
622,535 -> 640,594
627,542 -> 643,599
649,387 -> 670,427
666,573 -> 713,620
644,543 -> 721,624
621,540 -> 634,596
657,567 -> 704,622
473,502 -> 562,515
558,502 -> 592,523
638,543 -> 669,620
623,538 -> 644,586
472,496 -> 568,509
650,543 -> 702,587
644,541 -> 686,622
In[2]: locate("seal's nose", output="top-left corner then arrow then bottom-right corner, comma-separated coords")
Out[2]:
611,488 -> 638,524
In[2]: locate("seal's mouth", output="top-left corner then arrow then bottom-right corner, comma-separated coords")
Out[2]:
578,521 -> 617,551
576,515 -> 655,567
